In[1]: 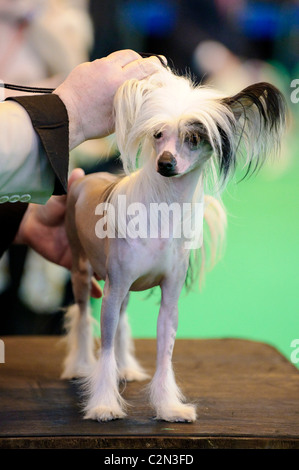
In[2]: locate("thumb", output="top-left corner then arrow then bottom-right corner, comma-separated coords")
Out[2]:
68,168 -> 85,191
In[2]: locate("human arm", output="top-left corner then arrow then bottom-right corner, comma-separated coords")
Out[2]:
1,50 -> 162,199
0,94 -> 69,261
0,50 -> 162,268
0,100 -> 56,203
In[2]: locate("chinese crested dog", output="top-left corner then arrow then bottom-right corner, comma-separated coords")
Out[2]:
62,66 -> 286,422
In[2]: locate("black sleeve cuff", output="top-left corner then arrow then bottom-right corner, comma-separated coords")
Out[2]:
6,94 -> 69,195
0,202 -> 28,258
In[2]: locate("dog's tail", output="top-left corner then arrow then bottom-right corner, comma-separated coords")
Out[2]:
186,195 -> 227,290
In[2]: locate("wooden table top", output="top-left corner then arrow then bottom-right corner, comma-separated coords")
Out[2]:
0,336 -> 298,449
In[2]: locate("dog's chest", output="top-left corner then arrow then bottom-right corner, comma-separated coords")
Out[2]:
121,237 -> 188,290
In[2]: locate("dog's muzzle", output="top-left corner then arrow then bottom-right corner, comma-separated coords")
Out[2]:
157,151 -> 177,177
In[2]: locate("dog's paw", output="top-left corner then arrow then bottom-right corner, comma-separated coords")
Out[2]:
120,366 -> 150,382
84,405 -> 126,422
61,359 -> 96,380
118,354 -> 150,383
155,403 -> 197,423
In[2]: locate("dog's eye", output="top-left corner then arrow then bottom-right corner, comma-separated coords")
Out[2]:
154,131 -> 163,140
185,134 -> 201,150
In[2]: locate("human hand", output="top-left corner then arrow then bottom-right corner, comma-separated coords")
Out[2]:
54,50 -> 163,149
14,168 -> 102,298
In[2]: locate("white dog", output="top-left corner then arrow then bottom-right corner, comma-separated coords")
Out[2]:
61,66 -> 286,422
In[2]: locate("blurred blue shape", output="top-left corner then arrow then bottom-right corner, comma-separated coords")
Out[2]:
237,2 -> 284,39
121,0 -> 178,36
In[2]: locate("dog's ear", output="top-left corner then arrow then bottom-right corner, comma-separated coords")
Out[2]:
222,82 -> 285,124
220,82 -> 286,179
113,77 -> 156,173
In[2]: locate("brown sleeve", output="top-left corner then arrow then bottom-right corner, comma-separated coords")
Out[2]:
0,93 -> 69,256
5,94 -> 69,195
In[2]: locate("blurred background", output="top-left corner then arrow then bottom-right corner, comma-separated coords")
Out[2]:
0,0 -> 298,367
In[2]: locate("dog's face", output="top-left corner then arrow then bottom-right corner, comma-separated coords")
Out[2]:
153,122 -> 213,177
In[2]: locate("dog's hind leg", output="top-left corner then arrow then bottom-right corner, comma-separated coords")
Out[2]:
61,256 -> 96,379
115,293 -> 149,382
149,275 -> 197,422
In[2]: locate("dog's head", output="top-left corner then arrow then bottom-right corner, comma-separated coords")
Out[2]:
152,120 -> 214,178
114,67 -> 286,188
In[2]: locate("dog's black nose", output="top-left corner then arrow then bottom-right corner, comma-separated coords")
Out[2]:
157,151 -> 177,177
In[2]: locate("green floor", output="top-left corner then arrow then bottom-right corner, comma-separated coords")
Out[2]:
91,104 -> 299,368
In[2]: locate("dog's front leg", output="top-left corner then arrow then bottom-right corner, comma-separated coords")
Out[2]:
83,276 -> 128,422
150,278 -> 197,422
115,293 -> 149,382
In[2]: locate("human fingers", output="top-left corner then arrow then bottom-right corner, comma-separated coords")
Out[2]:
91,277 -> 103,299
122,55 -> 164,80
107,50 -> 167,69
139,52 -> 168,67
43,168 -> 85,225
68,167 -> 85,191
106,49 -> 141,67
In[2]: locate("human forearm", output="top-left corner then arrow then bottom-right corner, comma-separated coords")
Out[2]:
5,94 -> 69,196
0,101 -> 55,203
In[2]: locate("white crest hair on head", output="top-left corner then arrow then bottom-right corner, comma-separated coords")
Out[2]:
113,67 -> 286,193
